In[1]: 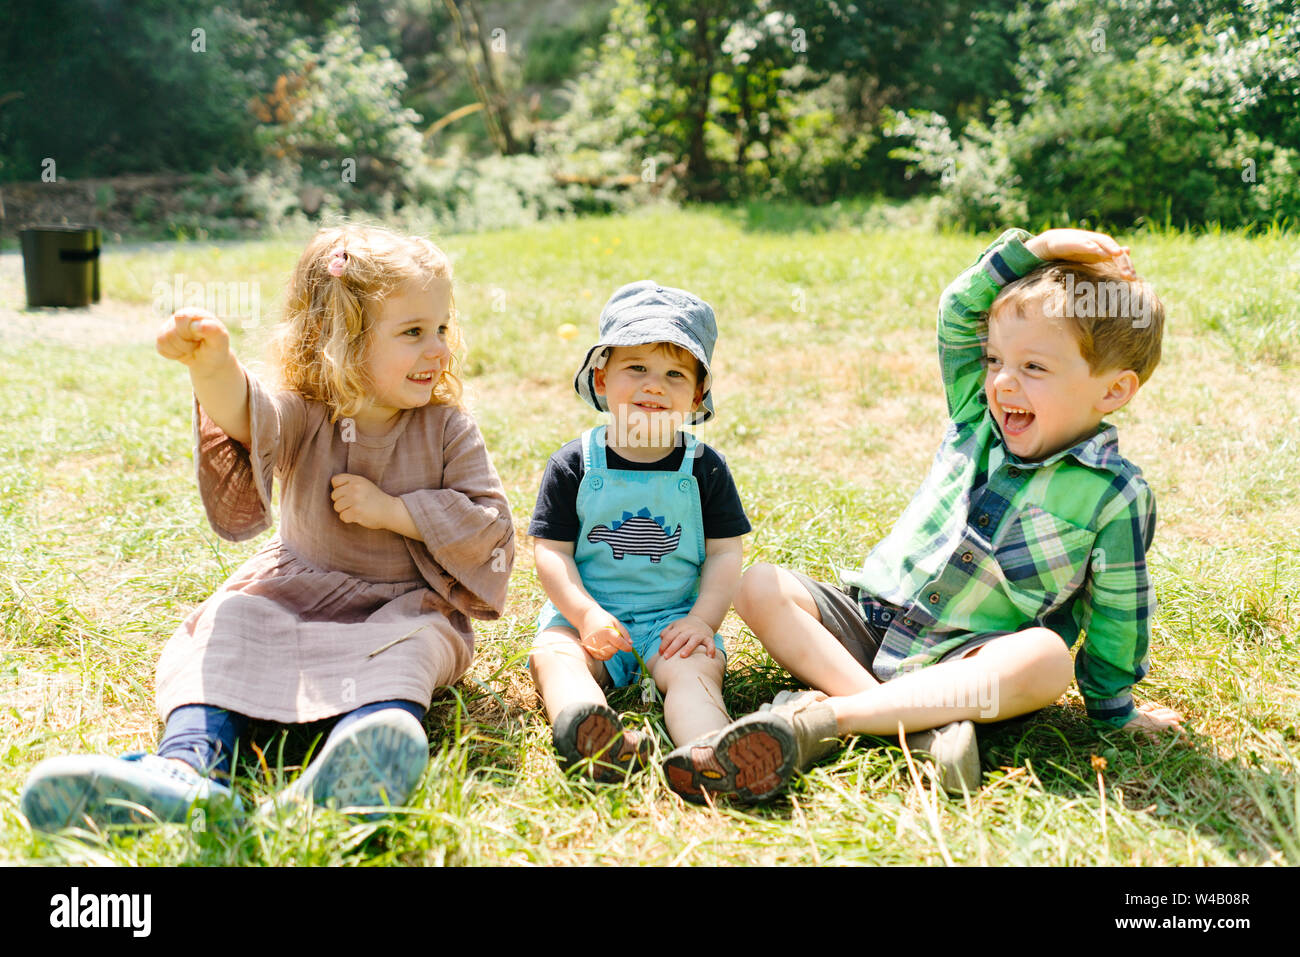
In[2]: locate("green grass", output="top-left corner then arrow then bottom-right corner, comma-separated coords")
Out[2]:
1,206 -> 1297,865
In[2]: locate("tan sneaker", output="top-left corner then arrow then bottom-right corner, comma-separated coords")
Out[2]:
766,691 -> 840,771
661,729 -> 731,803
760,688 -> 829,712
903,720 -> 981,795
664,692 -> 839,804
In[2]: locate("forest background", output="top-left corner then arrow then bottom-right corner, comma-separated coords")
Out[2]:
3,0 -> 1298,237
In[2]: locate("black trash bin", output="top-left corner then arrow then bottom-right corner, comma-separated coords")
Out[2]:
20,225 -> 102,307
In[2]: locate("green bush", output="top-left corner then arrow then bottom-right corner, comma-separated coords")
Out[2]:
253,25 -> 426,206
763,79 -> 880,203
521,5 -> 614,87
888,108 -> 1026,231
893,37 -> 1300,228
404,153 -> 641,234
1009,47 -> 1247,227
891,0 -> 1300,230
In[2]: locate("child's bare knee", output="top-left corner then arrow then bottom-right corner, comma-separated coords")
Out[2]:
529,630 -> 585,670
1013,628 -> 1074,706
976,628 -> 1073,714
654,649 -> 725,693
1033,629 -> 1074,690
735,563 -> 782,620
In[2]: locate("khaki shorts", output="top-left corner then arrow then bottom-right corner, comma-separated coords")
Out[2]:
786,569 -> 1003,681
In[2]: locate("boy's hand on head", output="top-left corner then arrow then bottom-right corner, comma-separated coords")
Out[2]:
658,614 -> 717,660
579,612 -> 632,661
330,473 -> 399,531
1025,229 -> 1136,277
156,308 -> 232,375
1122,700 -> 1184,738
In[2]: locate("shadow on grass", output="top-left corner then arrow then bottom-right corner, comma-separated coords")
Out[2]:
744,682 -> 1296,864
713,650 -> 1294,861
977,709 -> 1298,864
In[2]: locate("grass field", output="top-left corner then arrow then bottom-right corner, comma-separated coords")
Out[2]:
1,205 -> 1297,865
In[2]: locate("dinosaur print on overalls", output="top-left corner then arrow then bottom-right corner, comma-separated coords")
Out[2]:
587,509 -> 683,562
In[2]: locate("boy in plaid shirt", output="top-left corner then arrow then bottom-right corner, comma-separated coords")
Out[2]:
664,228 -> 1184,802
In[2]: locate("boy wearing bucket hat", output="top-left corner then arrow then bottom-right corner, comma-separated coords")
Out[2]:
528,281 -> 767,801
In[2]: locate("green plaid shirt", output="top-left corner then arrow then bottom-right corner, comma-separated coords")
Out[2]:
840,229 -> 1155,728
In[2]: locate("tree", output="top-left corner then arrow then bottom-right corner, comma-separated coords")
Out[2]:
557,0 -> 1030,201
441,0 -> 530,156
0,0 -> 269,181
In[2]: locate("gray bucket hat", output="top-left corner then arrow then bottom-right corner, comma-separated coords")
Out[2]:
574,280 -> 717,424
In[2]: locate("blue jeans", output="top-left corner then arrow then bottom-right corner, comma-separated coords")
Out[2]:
156,700 -> 425,777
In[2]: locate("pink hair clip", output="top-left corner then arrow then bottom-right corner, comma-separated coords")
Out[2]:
327,247 -> 348,277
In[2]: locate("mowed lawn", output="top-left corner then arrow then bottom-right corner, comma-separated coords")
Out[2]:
1,206 -> 1297,865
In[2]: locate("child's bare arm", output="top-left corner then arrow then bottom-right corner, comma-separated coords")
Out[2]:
533,538 -> 632,660
659,536 -> 743,659
1122,700 -> 1184,737
156,308 -> 251,446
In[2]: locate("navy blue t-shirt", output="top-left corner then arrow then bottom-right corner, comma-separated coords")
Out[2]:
528,438 -> 751,542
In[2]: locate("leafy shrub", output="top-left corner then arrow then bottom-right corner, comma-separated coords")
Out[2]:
891,4 -> 1300,230
521,5 -> 614,87
0,0 -> 269,181
888,109 -> 1026,231
763,78 -> 880,203
405,153 -> 641,234
252,25 -> 426,206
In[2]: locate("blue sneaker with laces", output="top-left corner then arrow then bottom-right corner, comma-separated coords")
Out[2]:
259,709 -> 429,819
20,752 -> 241,832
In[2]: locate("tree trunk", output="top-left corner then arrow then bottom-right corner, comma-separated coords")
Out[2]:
735,67 -> 752,170
442,0 -> 513,155
685,12 -> 717,199
465,0 -> 526,154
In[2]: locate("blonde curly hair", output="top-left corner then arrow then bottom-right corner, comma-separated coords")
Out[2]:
271,225 -> 463,420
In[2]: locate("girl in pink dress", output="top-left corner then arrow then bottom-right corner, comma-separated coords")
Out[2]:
21,225 -> 515,830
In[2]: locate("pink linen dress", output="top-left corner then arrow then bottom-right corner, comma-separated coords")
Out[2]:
154,371 -> 515,723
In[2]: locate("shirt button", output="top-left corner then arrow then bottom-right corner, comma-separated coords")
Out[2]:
882,612 -> 892,622
977,514 -> 990,527
678,478 -> 691,492
591,476 -> 604,490
961,551 -> 974,563
1008,467 -> 1021,477
928,593 -> 940,604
